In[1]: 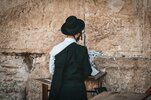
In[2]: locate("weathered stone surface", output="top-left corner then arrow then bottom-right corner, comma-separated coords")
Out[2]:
94,56 -> 151,93
0,0 -> 151,100
0,54 -> 28,100
85,0 -> 151,58
91,91 -> 148,100
0,0 -> 85,53
0,0 -> 28,15
0,53 -> 50,100
0,0 -> 150,57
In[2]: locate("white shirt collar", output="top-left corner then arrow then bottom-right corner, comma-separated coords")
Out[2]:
64,38 -> 76,42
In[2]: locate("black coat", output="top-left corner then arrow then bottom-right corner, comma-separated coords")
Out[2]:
49,43 -> 92,100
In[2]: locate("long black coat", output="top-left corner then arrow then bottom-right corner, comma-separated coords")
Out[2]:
49,43 -> 92,100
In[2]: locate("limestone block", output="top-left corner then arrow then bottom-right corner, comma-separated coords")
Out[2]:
0,0 -> 151,58
107,0 -> 125,13
0,54 -> 28,100
0,0 -> 85,53
0,53 -> 50,100
0,0 -> 28,14
85,0 -> 151,58
94,56 -> 151,93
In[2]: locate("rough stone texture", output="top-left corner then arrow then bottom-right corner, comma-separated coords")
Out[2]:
0,0 -> 150,57
0,0 -> 85,53
0,53 -> 50,100
94,56 -> 151,93
0,0 -> 151,100
86,0 -> 151,58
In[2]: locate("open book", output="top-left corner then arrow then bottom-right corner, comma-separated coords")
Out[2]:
90,67 -> 106,80
91,66 -> 100,76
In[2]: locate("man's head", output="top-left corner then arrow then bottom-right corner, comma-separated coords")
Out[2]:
61,16 -> 85,41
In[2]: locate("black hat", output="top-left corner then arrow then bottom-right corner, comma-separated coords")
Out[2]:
61,16 -> 85,35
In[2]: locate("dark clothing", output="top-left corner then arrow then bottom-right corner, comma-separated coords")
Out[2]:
59,80 -> 87,100
49,43 -> 92,100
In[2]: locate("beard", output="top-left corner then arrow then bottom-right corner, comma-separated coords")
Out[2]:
75,35 -> 81,42
75,33 -> 83,42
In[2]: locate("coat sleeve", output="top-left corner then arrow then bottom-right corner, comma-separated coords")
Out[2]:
48,48 -> 55,76
82,47 -> 92,79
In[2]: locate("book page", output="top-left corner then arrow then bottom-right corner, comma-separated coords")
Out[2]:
44,79 -> 52,83
91,66 -> 99,76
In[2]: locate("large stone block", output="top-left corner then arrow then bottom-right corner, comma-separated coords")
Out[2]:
0,0 -> 85,53
94,56 -> 151,93
0,0 -> 150,58
0,53 -> 50,100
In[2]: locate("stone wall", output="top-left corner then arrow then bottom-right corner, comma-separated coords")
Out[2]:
0,0 -> 151,100
0,52 -> 50,100
94,56 -> 151,93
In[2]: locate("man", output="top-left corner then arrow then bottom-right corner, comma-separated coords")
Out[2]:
49,16 -> 92,100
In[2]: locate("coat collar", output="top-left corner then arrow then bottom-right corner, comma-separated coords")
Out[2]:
64,38 -> 76,43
